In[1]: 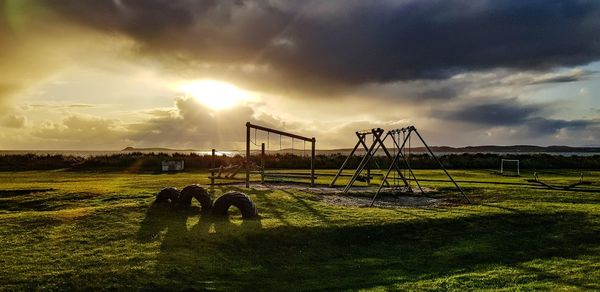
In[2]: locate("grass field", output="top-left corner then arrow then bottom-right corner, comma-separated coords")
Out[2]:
0,169 -> 599,290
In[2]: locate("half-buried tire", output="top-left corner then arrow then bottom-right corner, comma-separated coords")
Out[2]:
212,191 -> 258,219
156,187 -> 180,204
179,184 -> 212,213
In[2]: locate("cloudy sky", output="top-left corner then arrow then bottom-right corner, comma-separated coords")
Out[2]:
1,0 -> 599,150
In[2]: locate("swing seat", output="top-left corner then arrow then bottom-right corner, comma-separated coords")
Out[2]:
263,173 -> 317,179
207,176 -> 244,181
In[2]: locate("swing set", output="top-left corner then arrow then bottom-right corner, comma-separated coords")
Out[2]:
372,126 -> 470,205
330,128 -> 411,191
245,122 -> 316,187
331,126 -> 471,205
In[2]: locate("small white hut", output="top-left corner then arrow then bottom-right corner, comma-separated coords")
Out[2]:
161,160 -> 184,172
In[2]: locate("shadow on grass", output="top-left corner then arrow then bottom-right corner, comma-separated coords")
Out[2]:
136,203 -> 598,290
137,203 -> 263,242
0,189 -> 55,197
0,192 -> 100,212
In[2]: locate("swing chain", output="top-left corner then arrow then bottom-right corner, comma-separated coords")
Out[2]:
250,128 -> 260,146
303,140 -> 306,157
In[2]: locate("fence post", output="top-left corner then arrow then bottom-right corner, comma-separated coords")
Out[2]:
246,123 -> 250,188
311,138 -> 316,187
210,149 -> 215,186
261,143 -> 265,184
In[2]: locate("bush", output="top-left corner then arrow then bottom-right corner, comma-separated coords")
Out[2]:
0,152 -> 598,172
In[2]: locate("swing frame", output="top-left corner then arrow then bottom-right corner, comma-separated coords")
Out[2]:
370,126 -> 471,206
245,122 -> 316,187
330,128 -> 412,192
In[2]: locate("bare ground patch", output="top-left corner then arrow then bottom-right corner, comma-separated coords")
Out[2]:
240,183 -> 449,208
317,193 -> 442,208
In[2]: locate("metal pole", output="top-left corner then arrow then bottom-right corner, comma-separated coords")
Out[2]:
357,134 -> 390,187
261,143 -> 265,184
374,132 -> 409,188
413,128 -> 471,204
370,131 -> 412,207
352,128 -> 408,187
211,149 -> 215,186
344,130 -> 383,193
371,154 -> 400,207
345,129 -> 399,192
246,123 -> 250,188
311,138 -> 316,187
390,134 -> 423,193
360,130 -> 409,188
366,135 -> 371,186
330,135 -> 363,187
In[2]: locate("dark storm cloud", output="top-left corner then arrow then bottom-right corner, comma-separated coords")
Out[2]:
44,0 -> 600,88
532,75 -> 584,84
45,0 -> 290,63
526,117 -> 594,135
438,100 -> 542,126
529,70 -> 595,85
436,98 -> 599,136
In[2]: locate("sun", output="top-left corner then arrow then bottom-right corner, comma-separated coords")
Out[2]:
181,80 -> 251,110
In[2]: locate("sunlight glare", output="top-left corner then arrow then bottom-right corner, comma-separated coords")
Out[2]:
181,80 -> 251,110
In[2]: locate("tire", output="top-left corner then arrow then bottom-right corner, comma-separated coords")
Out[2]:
212,191 -> 258,219
179,184 -> 212,213
156,187 -> 180,203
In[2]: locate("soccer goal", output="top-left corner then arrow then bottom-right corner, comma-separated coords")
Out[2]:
500,159 -> 520,176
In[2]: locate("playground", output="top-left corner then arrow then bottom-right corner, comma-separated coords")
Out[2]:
0,124 -> 598,290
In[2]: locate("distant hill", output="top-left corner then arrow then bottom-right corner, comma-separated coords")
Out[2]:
319,145 -> 600,154
121,147 -> 197,152
444,145 -> 600,153
120,145 -> 600,155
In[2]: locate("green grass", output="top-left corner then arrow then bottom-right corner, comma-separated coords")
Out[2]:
0,169 -> 599,290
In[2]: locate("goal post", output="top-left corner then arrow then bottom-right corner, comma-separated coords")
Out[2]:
500,159 -> 520,176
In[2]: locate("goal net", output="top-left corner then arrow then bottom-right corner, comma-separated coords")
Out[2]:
500,159 -> 520,176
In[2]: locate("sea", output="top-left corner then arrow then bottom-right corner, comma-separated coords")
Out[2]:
0,150 -> 239,158
1,150 -> 599,157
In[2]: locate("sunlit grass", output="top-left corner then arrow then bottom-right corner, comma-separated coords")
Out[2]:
0,170 -> 598,290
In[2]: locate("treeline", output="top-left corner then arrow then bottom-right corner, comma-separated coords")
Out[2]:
0,152 -> 599,172
306,153 -> 600,170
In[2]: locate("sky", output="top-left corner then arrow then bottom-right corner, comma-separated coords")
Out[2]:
0,0 -> 599,150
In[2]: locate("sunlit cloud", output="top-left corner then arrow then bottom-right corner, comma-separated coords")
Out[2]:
179,80 -> 255,111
